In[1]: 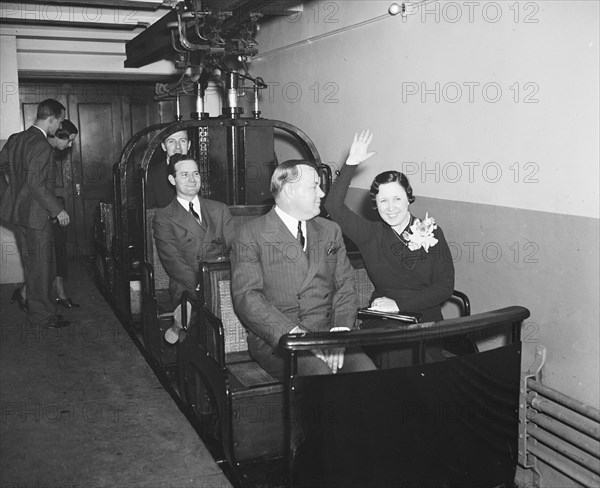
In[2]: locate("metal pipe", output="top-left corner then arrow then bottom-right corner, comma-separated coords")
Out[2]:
526,409 -> 600,456
528,391 -> 600,440
222,72 -> 242,118
196,83 -> 204,116
528,378 -> 600,423
528,424 -> 600,475
228,73 -> 237,106
255,1 -> 436,62
255,13 -> 389,61
176,95 -> 182,121
253,83 -> 260,119
527,440 -> 600,488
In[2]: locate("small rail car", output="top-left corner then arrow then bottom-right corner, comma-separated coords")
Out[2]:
94,113 -> 529,487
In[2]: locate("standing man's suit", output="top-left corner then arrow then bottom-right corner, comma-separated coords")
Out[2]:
146,149 -> 175,208
153,196 -> 235,307
0,126 -> 64,325
231,208 -> 369,378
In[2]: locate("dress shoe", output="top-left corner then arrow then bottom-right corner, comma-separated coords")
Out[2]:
10,288 -> 28,312
56,297 -> 80,309
47,319 -> 71,329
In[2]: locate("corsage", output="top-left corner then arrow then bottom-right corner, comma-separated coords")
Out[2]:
401,213 -> 438,252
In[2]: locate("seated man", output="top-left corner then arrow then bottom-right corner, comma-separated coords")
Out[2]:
153,154 -> 235,343
231,160 -> 376,379
146,129 -> 191,208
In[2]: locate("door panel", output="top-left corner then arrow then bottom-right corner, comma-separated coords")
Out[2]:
72,100 -> 121,254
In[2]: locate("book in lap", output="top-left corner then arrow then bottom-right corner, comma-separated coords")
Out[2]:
357,308 -> 421,324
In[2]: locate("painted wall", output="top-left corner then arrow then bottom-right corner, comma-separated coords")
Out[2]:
254,2 -> 599,485
0,35 -> 24,284
254,0 -> 598,218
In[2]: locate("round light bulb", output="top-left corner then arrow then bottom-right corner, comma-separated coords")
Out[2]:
388,3 -> 402,16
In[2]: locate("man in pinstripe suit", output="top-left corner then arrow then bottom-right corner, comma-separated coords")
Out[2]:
231,160 -> 375,380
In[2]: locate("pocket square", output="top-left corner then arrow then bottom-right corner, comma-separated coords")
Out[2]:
326,244 -> 339,256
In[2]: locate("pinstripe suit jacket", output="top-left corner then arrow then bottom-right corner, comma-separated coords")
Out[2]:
0,126 -> 63,228
231,207 -> 357,352
153,196 -> 235,306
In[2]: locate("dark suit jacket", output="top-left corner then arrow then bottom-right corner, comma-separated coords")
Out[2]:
231,208 -> 357,352
146,149 -> 175,208
0,126 -> 63,228
153,196 -> 235,306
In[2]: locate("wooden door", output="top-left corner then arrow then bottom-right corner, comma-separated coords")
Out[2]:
68,87 -> 123,256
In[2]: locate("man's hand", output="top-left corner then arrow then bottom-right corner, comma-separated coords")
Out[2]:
346,129 -> 375,166
310,348 -> 345,373
56,210 -> 70,227
323,348 -> 345,373
311,348 -> 327,362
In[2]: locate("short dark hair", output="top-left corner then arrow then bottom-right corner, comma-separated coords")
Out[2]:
271,159 -> 318,198
369,171 -> 415,206
54,119 -> 78,140
167,153 -> 198,177
36,99 -> 66,120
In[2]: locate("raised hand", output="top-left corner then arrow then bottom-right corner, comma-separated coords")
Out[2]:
346,129 -> 375,166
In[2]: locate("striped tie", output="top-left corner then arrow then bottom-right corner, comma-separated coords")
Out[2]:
189,201 -> 201,226
297,221 -> 305,249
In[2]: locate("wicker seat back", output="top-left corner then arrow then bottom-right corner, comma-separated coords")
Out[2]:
218,280 -> 249,353
353,266 -> 375,309
99,202 -> 114,252
349,255 -> 375,308
145,208 -> 170,292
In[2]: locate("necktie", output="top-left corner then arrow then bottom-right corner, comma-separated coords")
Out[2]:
189,201 -> 201,226
297,221 -> 305,249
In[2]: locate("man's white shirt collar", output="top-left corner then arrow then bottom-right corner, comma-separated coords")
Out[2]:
178,195 -> 201,222
33,125 -> 47,138
275,206 -> 306,250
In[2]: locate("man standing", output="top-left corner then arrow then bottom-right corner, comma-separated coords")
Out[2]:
146,129 -> 191,208
153,154 -> 235,342
231,160 -> 376,379
0,99 -> 69,328
10,119 -> 80,312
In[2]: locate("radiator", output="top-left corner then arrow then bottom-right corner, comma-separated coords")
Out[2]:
519,346 -> 600,487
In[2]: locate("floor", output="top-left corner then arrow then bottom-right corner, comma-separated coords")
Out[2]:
0,260 -> 232,488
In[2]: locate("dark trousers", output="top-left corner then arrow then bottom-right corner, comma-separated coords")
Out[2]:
249,335 -> 376,381
361,318 -> 446,369
52,221 -> 68,278
15,222 -> 56,326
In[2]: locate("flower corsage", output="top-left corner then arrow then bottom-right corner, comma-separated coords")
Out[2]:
402,213 -> 438,252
